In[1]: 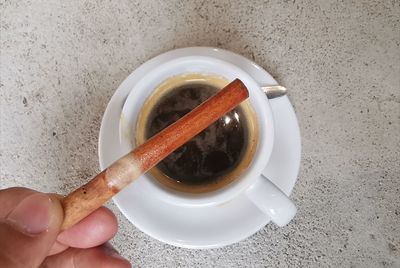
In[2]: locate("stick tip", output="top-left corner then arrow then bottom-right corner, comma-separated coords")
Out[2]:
231,78 -> 249,99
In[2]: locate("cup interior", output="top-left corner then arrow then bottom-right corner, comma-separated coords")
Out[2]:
119,56 -> 274,207
135,73 -> 259,194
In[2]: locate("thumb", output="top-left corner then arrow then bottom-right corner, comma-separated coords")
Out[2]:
0,188 -> 64,268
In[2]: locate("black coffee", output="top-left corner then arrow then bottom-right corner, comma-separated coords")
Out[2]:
145,83 -> 249,187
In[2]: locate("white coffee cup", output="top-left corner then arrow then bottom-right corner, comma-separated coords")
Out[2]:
119,56 -> 296,227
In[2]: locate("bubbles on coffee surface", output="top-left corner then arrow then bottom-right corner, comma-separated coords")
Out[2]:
145,83 -> 248,186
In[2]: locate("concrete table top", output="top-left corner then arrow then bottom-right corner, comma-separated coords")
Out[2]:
1,0 -> 399,267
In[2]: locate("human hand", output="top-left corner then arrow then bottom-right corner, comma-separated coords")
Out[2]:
0,187 -> 131,268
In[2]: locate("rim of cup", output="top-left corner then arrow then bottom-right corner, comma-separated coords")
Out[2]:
119,56 -> 275,207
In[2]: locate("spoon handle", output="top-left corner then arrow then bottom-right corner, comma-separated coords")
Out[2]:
261,85 -> 287,99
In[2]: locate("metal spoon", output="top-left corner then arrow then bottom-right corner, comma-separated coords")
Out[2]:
261,85 -> 287,99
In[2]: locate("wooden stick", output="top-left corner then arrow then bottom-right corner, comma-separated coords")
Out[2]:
61,79 -> 249,230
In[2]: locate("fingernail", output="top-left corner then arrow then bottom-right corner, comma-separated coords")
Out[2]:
7,193 -> 52,235
103,242 -> 126,260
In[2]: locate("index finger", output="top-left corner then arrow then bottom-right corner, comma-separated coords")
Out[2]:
56,206 -> 118,248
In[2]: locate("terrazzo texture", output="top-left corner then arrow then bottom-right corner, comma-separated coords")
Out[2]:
1,0 -> 399,267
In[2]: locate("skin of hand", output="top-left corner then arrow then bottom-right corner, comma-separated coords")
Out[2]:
0,187 -> 131,268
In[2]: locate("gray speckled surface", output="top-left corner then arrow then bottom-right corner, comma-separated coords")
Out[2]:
1,0 -> 399,267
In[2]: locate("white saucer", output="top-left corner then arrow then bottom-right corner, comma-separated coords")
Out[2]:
98,47 -> 301,249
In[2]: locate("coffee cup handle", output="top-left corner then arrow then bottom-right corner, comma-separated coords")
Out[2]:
246,175 -> 297,227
